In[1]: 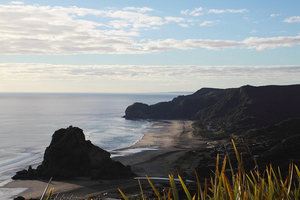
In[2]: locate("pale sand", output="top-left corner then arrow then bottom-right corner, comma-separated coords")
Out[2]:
115,120 -> 206,176
5,179 -> 93,199
4,120 -> 205,199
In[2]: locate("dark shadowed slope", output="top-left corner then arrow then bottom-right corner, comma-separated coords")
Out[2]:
125,87 -> 224,120
125,85 -> 300,131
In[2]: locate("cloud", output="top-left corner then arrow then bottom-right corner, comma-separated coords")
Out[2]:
181,7 -> 247,18
142,39 -> 243,51
1,63 -> 299,92
199,20 -> 217,27
284,16 -> 300,23
165,16 -> 185,23
180,7 -> 203,16
0,4 -> 299,55
243,35 -> 300,50
270,13 -> 280,17
123,7 -> 153,13
141,35 -> 300,51
179,23 -> 189,28
10,1 -> 24,5
0,4 -> 166,54
190,7 -> 204,16
105,10 -> 165,29
208,8 -> 247,14
1,63 -> 299,82
180,9 -> 189,15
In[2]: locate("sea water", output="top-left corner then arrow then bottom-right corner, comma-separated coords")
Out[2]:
0,93 -> 179,199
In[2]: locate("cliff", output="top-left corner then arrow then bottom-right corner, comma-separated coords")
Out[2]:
125,84 -> 300,131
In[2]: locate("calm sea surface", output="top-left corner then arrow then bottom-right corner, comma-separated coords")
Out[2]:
0,93 -> 180,199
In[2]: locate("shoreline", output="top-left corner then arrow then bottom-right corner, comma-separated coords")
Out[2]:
4,120 -> 205,199
110,120 -> 171,157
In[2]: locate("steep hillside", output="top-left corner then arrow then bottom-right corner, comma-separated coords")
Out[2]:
125,84 -> 300,131
125,87 -> 224,120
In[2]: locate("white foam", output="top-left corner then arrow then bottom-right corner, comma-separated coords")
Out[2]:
111,147 -> 158,157
0,187 -> 27,200
0,153 -> 42,187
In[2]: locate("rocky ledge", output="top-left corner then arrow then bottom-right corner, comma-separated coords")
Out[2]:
13,126 -> 134,180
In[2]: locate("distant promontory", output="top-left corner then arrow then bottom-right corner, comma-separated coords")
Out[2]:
125,84 -> 300,132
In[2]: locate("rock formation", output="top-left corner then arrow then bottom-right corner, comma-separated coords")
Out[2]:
13,126 -> 134,180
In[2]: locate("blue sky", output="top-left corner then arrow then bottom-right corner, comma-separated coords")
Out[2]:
0,0 -> 299,93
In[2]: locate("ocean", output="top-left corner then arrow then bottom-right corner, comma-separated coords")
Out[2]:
0,93 -> 179,199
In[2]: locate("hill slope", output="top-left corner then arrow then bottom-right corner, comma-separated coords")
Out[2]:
125,84 -> 300,131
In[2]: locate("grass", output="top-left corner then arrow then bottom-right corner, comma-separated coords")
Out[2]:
119,140 -> 300,200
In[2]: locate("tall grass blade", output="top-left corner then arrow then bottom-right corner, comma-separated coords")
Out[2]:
194,169 -> 202,200
287,164 -> 293,196
224,173 -> 233,200
221,156 -> 227,174
226,150 -> 235,183
192,193 -> 196,200
146,175 -> 161,200
178,174 -> 192,200
118,188 -> 129,200
167,188 -> 171,200
45,187 -> 54,200
40,177 -> 53,200
137,178 -> 145,200
295,165 -> 300,180
169,174 -> 179,200
232,139 -> 244,173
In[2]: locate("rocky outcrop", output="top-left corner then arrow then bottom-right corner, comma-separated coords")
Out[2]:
125,103 -> 151,119
125,84 -> 300,132
13,126 -> 134,180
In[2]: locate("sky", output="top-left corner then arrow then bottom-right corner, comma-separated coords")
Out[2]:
0,0 -> 299,93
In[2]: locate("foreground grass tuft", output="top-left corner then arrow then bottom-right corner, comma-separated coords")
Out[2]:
119,140 -> 300,200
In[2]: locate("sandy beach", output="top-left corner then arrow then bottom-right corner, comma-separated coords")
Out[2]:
4,120 -> 206,199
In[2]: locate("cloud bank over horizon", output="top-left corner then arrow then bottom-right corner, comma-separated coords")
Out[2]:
0,63 -> 299,93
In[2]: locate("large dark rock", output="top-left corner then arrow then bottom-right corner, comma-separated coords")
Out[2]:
13,126 -> 134,180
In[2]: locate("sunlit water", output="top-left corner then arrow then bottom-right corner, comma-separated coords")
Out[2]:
0,93 -> 179,199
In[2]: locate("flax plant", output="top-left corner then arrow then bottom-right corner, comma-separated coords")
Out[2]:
119,140 -> 300,200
